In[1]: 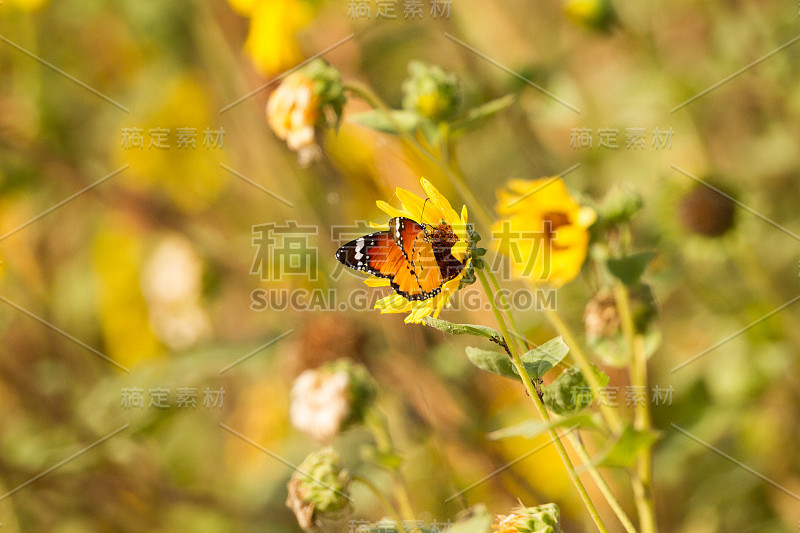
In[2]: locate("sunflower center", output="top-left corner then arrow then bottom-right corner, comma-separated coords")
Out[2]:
542,211 -> 571,249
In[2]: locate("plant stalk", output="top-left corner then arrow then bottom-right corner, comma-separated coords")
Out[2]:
614,282 -> 657,533
477,269 -> 609,533
568,431 -> 639,533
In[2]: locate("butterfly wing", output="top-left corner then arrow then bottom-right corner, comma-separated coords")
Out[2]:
336,217 -> 457,301
335,230 -> 404,279
389,217 -> 445,299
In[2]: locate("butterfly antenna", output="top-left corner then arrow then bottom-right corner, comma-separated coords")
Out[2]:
421,198 -> 431,238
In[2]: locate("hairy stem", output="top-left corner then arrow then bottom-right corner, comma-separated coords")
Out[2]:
477,269 -> 609,533
568,431 -> 639,533
614,282 -> 657,533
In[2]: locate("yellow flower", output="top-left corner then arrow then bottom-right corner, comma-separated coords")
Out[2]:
267,70 -> 320,158
493,177 -> 595,287
370,178 -> 470,324
242,0 -> 313,76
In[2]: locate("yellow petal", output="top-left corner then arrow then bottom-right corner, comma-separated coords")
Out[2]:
421,178 -> 459,224
396,186 -> 443,224
577,206 -> 597,228
364,277 -> 391,287
376,200 -> 411,220
370,221 -> 390,230
375,293 -> 412,313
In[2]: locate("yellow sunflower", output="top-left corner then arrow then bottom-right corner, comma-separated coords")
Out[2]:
369,178 -> 471,324
493,177 -> 596,287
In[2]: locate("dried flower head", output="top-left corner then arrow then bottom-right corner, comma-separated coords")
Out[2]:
286,448 -> 350,530
493,503 -> 562,533
289,360 -> 377,442
678,183 -> 736,237
267,59 -> 345,166
584,290 -> 620,341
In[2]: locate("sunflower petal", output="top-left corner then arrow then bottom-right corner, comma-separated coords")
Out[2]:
396,186 -> 442,224
364,277 -> 391,287
376,200 -> 410,219
375,293 -> 412,313
421,178 -> 459,224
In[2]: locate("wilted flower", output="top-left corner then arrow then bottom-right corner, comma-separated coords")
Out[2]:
494,503 -> 562,533
494,177 -> 596,286
584,290 -> 620,341
584,285 -> 658,367
678,183 -> 736,237
371,178 -> 476,324
286,447 -> 351,530
141,235 -> 211,350
401,61 -> 461,122
267,59 -> 345,165
289,359 -> 377,442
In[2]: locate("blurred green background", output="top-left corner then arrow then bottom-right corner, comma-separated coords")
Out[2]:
0,0 -> 799,531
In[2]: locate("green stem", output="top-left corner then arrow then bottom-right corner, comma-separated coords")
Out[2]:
364,410 -> 419,531
477,269 -> 609,533
568,432 -> 639,533
614,282 -> 657,533
541,303 -> 622,432
343,82 -> 494,232
485,266 -> 528,354
352,475 -> 406,529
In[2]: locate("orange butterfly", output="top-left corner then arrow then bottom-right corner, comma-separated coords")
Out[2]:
336,217 -> 464,300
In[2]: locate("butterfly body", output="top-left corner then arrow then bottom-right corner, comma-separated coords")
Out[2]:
336,217 -> 463,301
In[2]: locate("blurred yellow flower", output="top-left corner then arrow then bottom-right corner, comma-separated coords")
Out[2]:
371,178 -> 470,324
115,76 -> 228,213
4,0 -> 48,11
241,0 -> 313,76
93,224 -> 162,368
493,177 -> 595,286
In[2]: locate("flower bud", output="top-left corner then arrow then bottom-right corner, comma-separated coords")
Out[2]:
286,448 -> 351,530
401,61 -> 460,122
564,0 -> 615,33
494,503 -> 563,533
595,186 -> 643,230
289,359 -> 377,442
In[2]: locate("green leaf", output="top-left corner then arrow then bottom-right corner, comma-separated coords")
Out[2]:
520,337 -> 569,380
488,412 -> 600,441
607,252 -> 656,285
448,504 -> 493,533
543,365 -> 609,414
465,347 -> 517,380
423,317 -> 501,341
451,94 -> 516,132
349,109 -> 422,134
596,424 -> 661,469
